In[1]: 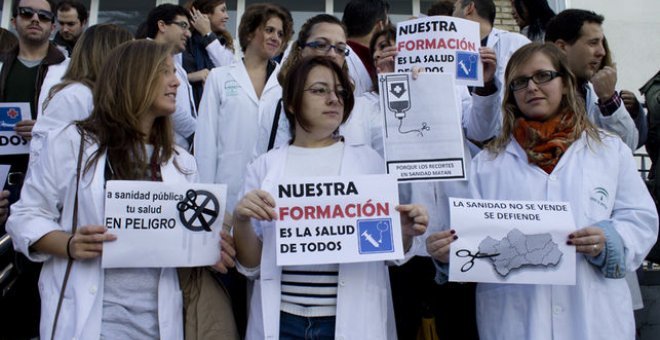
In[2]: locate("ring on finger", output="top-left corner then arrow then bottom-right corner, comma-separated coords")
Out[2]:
592,244 -> 599,251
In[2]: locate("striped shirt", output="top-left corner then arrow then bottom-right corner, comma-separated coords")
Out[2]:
280,264 -> 339,317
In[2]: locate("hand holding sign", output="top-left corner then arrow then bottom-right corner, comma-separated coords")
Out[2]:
234,189 -> 277,222
426,229 -> 457,263
212,230 -> 236,273
397,203 -> 428,252
479,47 -> 497,84
69,225 -> 117,260
567,226 -> 606,257
14,119 -> 36,140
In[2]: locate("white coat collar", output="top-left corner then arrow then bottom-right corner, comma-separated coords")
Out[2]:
229,61 -> 281,105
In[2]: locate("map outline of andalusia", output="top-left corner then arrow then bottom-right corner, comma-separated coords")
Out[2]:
479,228 -> 563,277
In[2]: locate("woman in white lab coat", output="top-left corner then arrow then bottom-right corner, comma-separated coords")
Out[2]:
7,40 -> 235,340
255,14 -> 392,163
464,42 -> 658,340
31,24 -> 132,156
194,3 -> 292,212
233,56 -> 427,340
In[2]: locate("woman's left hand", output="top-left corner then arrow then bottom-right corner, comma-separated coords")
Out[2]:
190,7 -> 212,36
397,204 -> 428,236
212,230 -> 236,273
567,226 -> 606,257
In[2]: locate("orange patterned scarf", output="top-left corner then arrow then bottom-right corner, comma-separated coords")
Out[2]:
512,111 -> 577,174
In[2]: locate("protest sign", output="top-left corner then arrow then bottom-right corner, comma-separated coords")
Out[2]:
395,16 -> 483,86
0,103 -> 30,155
102,180 -> 227,268
378,72 -> 466,182
449,198 -> 576,285
275,175 -> 403,266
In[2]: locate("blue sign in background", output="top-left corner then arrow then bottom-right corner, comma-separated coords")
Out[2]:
357,218 -> 394,254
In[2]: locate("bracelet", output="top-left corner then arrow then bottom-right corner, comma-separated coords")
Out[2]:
66,235 -> 75,260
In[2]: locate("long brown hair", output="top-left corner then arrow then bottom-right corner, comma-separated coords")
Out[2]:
486,42 -> 601,154
45,24 -> 133,108
77,40 -> 178,179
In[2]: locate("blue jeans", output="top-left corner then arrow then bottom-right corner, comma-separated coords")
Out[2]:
279,311 -> 336,340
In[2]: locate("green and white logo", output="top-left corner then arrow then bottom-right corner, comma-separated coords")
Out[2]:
590,187 -> 609,210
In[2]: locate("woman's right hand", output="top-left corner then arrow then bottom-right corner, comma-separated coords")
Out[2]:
234,190 -> 277,222
426,229 -> 457,263
69,225 -> 117,260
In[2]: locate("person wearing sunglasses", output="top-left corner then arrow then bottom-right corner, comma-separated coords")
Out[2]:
459,42 -> 657,340
144,4 -> 197,152
0,1 -> 68,338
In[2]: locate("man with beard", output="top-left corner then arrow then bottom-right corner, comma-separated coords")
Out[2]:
52,0 -> 88,56
546,9 -> 639,151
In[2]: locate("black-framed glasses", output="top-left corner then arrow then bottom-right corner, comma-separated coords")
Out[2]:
304,85 -> 349,102
304,41 -> 350,57
510,70 -> 562,92
18,6 -> 54,22
168,20 -> 190,30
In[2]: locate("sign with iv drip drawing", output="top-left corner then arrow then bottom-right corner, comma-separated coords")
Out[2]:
378,72 -> 467,182
274,175 -> 404,266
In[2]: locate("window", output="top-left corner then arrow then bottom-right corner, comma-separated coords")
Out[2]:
97,0 -> 158,34
246,0 -> 324,37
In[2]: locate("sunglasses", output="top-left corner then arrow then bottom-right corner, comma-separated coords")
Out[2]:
18,6 -> 55,22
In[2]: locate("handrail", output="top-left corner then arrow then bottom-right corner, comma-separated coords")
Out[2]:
0,233 -> 12,257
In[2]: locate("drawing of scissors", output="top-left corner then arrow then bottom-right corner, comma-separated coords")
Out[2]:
456,249 -> 500,272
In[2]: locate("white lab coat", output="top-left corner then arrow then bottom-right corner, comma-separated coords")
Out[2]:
194,61 -> 281,212
468,131 -> 658,340
7,125 -> 196,340
173,53 -> 197,150
253,91 -> 385,158
31,82 -> 93,162
584,82 -> 638,151
237,143 -> 413,340
205,37 -> 235,67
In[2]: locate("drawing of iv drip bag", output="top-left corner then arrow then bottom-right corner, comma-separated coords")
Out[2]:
384,74 -> 412,118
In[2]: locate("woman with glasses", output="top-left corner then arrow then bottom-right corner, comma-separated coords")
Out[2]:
255,14 -> 385,157
233,56 -> 427,339
7,40 -> 236,340
194,3 -> 291,213
462,42 -> 657,340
